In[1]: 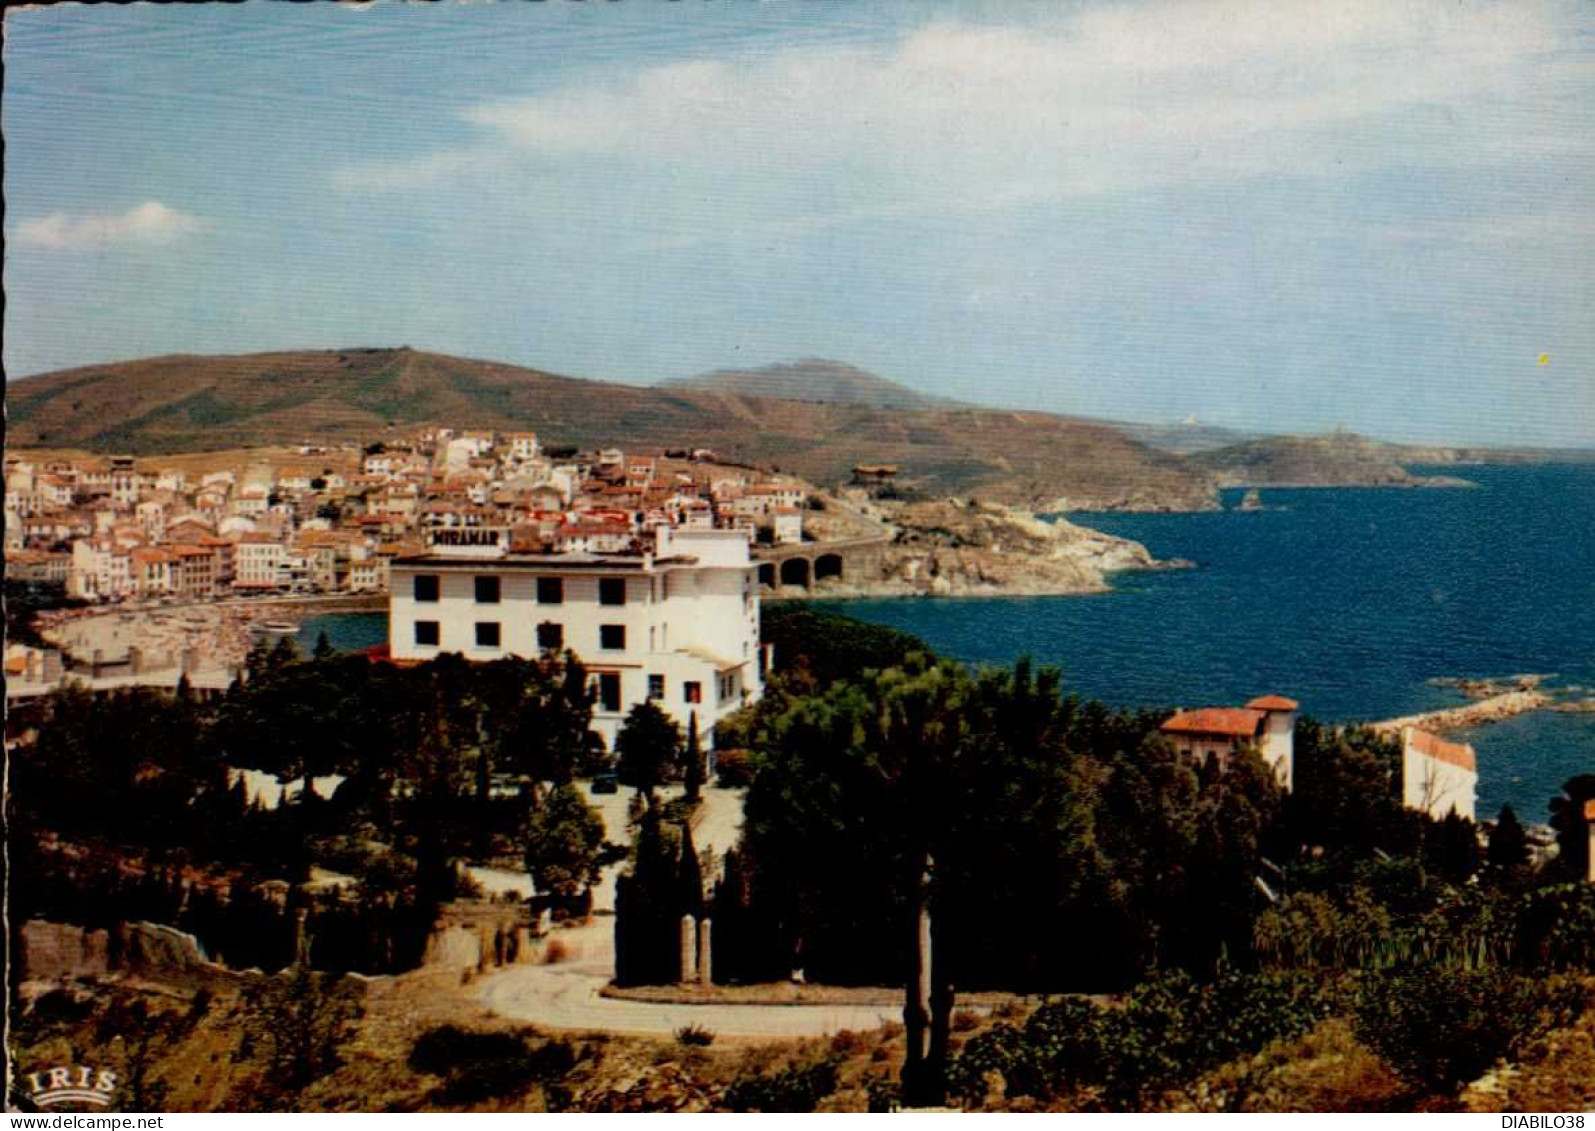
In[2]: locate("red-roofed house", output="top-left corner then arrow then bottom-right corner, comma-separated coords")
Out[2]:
1400,727 -> 1477,821
1161,694 -> 1297,789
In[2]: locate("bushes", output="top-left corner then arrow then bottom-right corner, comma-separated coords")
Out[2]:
722,1056 -> 841,1112
1352,964 -> 1587,1095
408,1025 -> 579,1106
712,747 -> 757,790
947,969 -> 1338,1110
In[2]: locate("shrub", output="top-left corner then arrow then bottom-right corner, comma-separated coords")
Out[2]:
723,1056 -> 841,1112
408,1025 -> 579,1105
713,747 -> 756,790
946,970 -> 1338,1110
675,1024 -> 715,1047
1353,964 -> 1586,1095
828,1029 -> 868,1056
946,1023 -> 1034,1106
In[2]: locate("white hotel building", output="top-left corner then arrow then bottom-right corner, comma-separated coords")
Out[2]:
388,526 -> 765,751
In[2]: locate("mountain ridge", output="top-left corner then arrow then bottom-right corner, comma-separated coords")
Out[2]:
658,358 -> 953,411
6,347 -> 1217,510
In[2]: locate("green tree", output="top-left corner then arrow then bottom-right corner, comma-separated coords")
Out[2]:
681,711 -> 706,802
1486,804 -> 1530,871
616,701 -> 680,798
524,782 -> 606,904
1548,774 -> 1595,882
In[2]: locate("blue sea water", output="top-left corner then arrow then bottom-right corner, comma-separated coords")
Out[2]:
302,464 -> 1594,822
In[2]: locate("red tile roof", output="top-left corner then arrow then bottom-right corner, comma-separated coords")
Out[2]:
1246,695 -> 1299,712
1404,728 -> 1477,772
1161,708 -> 1265,738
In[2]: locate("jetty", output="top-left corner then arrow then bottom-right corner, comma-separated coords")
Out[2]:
1368,689 -> 1552,736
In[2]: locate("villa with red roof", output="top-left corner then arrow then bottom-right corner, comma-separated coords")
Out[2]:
1160,694 -> 1298,790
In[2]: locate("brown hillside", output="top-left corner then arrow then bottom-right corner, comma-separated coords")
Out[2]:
1188,433 -> 1472,488
7,348 -> 1217,509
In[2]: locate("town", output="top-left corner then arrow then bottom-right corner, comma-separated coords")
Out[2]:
5,431 -> 814,604
3,431 -> 863,704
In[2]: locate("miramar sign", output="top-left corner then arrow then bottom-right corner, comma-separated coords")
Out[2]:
23,1066 -> 118,1108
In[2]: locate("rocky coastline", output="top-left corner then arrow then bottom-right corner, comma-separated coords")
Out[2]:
1368,689 -> 1553,736
777,498 -> 1186,600
1365,675 -> 1584,735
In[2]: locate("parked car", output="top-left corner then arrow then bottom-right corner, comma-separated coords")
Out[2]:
591,773 -> 619,795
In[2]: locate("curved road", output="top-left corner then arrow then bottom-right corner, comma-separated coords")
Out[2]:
476,923 -> 901,1038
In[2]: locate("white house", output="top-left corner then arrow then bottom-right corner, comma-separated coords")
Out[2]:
1160,694 -> 1297,790
70,539 -> 134,601
388,525 -> 765,752
771,507 -> 804,546
503,431 -> 540,462
234,536 -> 288,590
1400,727 -> 1477,821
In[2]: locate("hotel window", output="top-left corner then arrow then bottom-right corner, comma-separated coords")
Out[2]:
475,622 -> 501,648
684,681 -> 702,704
600,624 -> 626,651
474,576 -> 500,604
414,574 -> 440,603
537,622 -> 564,651
599,577 -> 626,606
414,620 -> 440,646
537,577 -> 563,604
598,672 -> 621,713
648,674 -> 665,700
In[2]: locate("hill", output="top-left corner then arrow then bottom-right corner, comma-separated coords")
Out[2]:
6,348 -> 1218,510
1114,420 -> 1264,455
1188,433 -> 1474,488
658,359 -> 952,411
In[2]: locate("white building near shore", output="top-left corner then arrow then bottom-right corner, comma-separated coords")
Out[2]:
1400,727 -> 1477,821
388,525 -> 765,751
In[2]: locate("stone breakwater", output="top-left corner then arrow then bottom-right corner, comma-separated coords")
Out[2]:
1368,689 -> 1553,736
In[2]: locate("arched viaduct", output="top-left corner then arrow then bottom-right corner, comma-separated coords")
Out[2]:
751,536 -> 889,593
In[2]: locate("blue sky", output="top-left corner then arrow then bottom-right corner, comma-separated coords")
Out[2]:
4,0 -> 1592,447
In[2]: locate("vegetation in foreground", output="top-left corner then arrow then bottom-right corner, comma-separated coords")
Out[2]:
8,604 -> 1595,1111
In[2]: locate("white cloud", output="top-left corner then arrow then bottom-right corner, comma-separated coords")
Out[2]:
336,0 -> 1577,207
14,201 -> 211,251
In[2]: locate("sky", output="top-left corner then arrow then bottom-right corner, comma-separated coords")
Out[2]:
4,0 -> 1593,448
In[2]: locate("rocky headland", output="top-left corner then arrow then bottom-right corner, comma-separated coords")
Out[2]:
789,497 -> 1184,599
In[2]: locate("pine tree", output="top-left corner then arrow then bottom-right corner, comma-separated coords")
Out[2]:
1487,804 -> 1531,870
616,701 -> 680,798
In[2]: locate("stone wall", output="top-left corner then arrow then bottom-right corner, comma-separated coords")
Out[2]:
19,919 -> 246,992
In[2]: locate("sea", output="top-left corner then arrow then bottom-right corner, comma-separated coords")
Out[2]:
301,464 -> 1594,824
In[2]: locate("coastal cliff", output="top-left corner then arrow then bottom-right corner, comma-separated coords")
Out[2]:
792,498 -> 1176,598
1189,433 -> 1477,490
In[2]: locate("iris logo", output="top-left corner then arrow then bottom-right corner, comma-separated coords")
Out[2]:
24,1065 -> 118,1107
